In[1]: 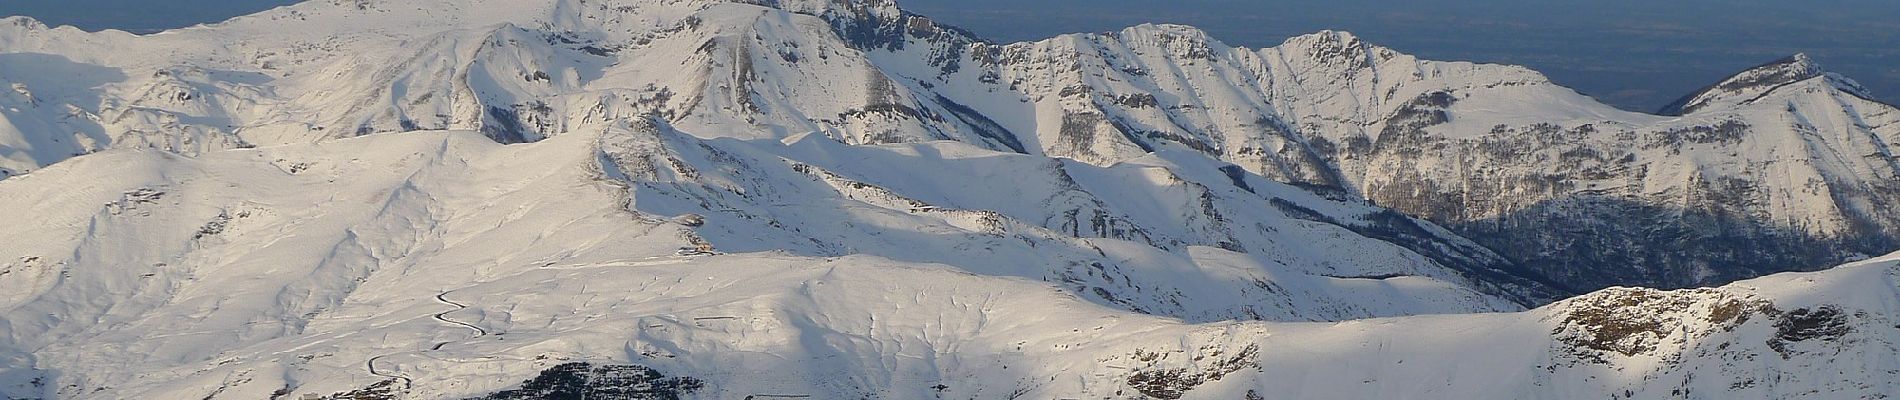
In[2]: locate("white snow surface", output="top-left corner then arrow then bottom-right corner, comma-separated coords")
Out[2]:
4,0 -> 1896,247
0,123 -> 1526,398
0,124 -> 1893,400
1,0 -> 1899,398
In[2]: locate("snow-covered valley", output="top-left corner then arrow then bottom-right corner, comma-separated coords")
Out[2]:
2,0 -> 1899,398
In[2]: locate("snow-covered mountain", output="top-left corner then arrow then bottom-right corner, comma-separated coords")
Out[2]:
7,0 -> 1897,296
3,126 -> 1897,400
4,0 -> 1900,398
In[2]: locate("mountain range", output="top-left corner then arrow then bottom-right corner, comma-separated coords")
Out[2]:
2,0 -> 1898,398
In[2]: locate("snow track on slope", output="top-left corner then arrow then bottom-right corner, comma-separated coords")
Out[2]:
433,291 -> 489,340
364,354 -> 413,389
537,255 -> 702,270
360,290 -> 492,392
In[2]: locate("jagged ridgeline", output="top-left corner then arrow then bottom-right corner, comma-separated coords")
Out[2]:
3,0 -> 1900,399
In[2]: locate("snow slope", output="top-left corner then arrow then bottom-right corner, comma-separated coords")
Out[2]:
0,121 -> 1549,398
5,0 -> 1898,295
2,0 -> 1900,398
1,126 -> 1896,399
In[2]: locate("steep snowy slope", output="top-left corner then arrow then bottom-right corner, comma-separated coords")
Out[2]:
899,24 -> 1900,293
2,126 -> 1896,399
1432,64 -> 1900,294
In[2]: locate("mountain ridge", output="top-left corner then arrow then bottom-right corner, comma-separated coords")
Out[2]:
1658,53 -> 1875,116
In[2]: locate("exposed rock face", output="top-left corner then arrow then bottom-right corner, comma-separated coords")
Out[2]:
1123,344 -> 1260,399
1529,261 -> 1900,399
1550,287 -> 1776,363
468,362 -> 704,400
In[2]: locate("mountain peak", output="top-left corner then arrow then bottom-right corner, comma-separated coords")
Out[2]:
1658,53 -> 1868,115
1122,23 -> 1213,38
736,0 -> 979,50
1780,52 -> 1821,73
1281,29 -> 1365,49
1,16 -> 47,30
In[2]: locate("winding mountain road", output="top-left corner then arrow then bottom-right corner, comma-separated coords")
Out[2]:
359,290 -> 492,390
432,291 -> 489,350
354,255 -> 702,391
365,354 -> 413,389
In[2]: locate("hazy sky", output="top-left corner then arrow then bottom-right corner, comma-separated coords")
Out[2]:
5,0 -> 1897,112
